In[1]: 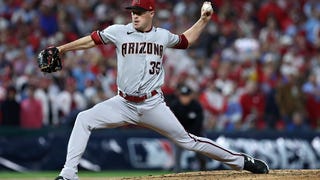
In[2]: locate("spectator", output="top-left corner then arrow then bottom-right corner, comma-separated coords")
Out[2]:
34,77 -> 60,126
239,80 -> 266,130
170,84 -> 206,172
303,3 -> 320,48
38,1 -> 58,36
302,72 -> 318,94
219,82 -> 243,131
286,111 -> 310,132
257,0 -> 286,27
259,16 -> 280,52
275,70 -> 306,130
260,55 -> 281,129
199,80 -> 228,131
10,1 -> 37,25
71,59 -> 96,93
20,84 -> 43,129
303,0 -> 320,19
84,80 -> 107,108
0,85 -> 20,126
302,72 -> 320,129
56,77 -> 87,125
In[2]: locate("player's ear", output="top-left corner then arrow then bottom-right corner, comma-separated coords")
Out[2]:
149,10 -> 155,17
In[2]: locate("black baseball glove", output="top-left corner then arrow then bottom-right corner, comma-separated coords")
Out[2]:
37,47 -> 62,73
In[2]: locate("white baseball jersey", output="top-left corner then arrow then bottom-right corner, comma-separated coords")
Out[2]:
96,23 -> 181,95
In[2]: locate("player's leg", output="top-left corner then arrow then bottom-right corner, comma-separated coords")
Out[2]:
59,96 -> 134,180
139,102 -> 268,173
139,101 -> 244,170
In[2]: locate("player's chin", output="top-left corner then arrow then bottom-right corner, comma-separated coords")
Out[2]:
133,24 -> 143,31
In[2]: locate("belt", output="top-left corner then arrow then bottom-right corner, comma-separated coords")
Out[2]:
118,90 -> 158,103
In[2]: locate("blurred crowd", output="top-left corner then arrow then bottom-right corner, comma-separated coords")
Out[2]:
0,0 -> 320,131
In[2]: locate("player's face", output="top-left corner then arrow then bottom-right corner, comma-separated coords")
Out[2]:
131,10 -> 154,32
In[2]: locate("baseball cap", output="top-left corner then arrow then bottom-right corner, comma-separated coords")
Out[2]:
126,0 -> 155,11
178,85 -> 192,95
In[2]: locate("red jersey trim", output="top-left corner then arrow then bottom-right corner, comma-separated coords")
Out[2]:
91,31 -> 104,45
173,34 -> 189,49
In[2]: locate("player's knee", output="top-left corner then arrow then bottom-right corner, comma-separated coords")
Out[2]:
176,141 -> 194,151
174,139 -> 195,151
174,133 -> 199,151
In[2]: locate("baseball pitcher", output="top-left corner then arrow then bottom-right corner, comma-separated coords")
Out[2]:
37,1 -> 269,179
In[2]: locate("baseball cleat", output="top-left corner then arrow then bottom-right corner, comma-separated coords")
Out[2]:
54,176 -> 70,180
242,154 -> 269,174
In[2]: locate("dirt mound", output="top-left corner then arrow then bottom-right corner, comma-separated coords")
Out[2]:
119,169 -> 320,180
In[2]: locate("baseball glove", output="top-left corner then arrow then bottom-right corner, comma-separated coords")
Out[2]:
37,47 -> 62,73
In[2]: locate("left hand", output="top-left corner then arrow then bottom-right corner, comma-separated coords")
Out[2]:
37,47 -> 62,73
200,1 -> 213,22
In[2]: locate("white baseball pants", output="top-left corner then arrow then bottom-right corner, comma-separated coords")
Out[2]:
59,93 -> 244,179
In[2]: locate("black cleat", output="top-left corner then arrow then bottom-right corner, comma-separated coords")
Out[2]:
55,176 -> 70,180
242,154 -> 269,174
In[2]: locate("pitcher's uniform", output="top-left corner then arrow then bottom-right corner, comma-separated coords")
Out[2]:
59,23 -> 244,179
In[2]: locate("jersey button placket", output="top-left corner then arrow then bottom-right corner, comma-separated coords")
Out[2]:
139,33 -> 148,93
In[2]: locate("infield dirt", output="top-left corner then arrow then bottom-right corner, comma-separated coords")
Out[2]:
90,169 -> 320,180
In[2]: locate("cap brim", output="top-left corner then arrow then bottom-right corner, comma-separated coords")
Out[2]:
125,6 -> 148,11
179,90 -> 192,95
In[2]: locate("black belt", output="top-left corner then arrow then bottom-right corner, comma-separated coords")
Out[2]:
119,90 -> 158,103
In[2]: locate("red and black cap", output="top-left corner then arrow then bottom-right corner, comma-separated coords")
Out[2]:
126,0 -> 155,11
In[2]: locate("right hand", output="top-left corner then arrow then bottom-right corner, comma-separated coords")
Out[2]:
200,1 -> 214,22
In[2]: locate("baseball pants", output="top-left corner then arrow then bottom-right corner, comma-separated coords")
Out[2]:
59,93 -> 244,179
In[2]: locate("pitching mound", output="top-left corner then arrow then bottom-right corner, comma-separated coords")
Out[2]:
116,170 -> 320,180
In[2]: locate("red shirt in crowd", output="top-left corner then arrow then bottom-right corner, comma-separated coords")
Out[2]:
239,90 -> 266,129
20,97 -> 43,129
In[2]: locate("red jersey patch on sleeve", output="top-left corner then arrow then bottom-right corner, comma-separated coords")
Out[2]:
173,34 -> 189,49
91,31 -> 104,45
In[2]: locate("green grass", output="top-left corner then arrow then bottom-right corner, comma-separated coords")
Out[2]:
0,170 -> 171,179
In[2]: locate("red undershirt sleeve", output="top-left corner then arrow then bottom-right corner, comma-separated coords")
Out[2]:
90,31 -> 104,45
173,34 -> 189,49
